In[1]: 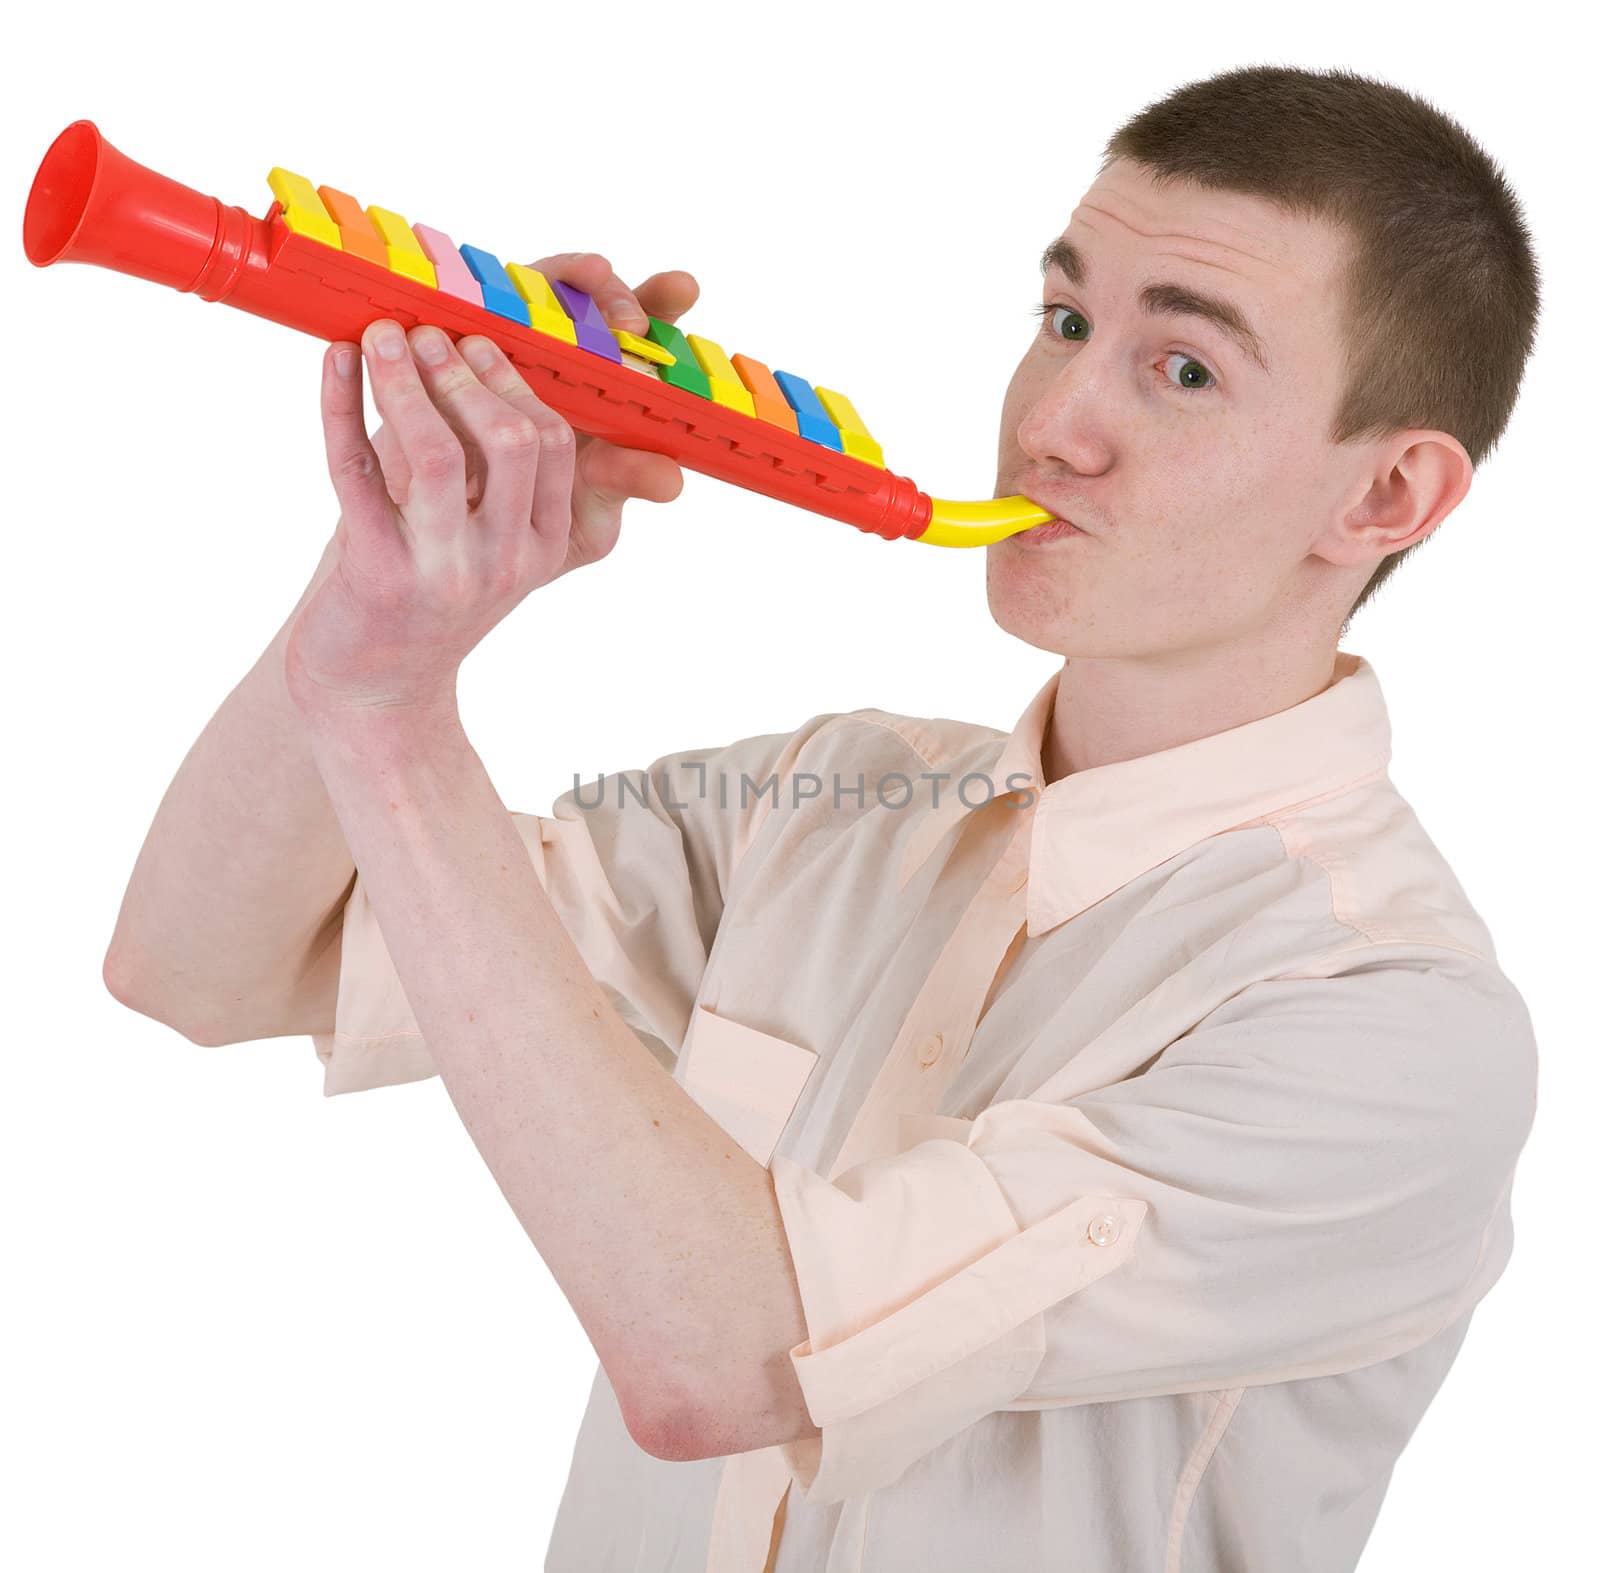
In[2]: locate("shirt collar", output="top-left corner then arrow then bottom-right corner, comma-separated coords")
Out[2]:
897,650 -> 1392,937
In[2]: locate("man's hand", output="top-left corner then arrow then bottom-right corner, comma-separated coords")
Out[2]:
284,258 -> 698,718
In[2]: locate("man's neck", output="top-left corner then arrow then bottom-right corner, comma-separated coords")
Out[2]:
1043,644 -> 1344,785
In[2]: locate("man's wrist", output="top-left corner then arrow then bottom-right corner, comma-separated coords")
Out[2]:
296,690 -> 468,764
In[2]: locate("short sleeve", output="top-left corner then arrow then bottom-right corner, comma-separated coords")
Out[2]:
311,719 -> 831,1096
768,946 -> 1538,1504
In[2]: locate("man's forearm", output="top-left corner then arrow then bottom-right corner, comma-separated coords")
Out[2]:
105,546 -> 357,1042
295,698 -> 819,1458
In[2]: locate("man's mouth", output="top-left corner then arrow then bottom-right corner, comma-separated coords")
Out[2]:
1014,517 -> 1088,544
1006,483 -> 1094,541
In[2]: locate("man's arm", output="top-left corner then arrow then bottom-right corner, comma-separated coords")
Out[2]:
102,537 -> 355,1046
297,693 -> 822,1459
103,256 -> 699,1049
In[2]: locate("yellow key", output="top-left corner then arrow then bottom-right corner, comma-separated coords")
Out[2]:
365,205 -> 437,287
613,328 -> 676,366
815,387 -> 885,467
267,167 -> 341,249
505,264 -> 578,344
687,334 -> 756,416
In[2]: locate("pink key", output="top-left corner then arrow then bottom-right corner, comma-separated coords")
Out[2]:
413,223 -> 484,308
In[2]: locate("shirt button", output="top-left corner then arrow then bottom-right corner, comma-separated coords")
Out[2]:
918,1032 -> 944,1069
1087,1213 -> 1121,1247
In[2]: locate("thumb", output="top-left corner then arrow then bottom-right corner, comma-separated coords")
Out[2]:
580,439 -> 685,507
632,269 -> 700,328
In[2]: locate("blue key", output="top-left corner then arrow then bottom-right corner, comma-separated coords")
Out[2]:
773,370 -> 843,451
459,244 -> 531,327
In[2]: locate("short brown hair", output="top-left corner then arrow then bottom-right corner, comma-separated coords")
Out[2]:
1100,65 -> 1541,631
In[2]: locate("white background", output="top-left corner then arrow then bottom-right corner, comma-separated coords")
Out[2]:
4,4 -> 1590,1567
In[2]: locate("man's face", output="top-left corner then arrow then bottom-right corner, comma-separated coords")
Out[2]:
988,158 -> 1367,657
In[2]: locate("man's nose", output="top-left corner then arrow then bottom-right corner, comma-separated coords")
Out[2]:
1015,362 -> 1114,474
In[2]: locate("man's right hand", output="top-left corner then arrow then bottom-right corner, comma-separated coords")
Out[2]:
363,253 -> 700,582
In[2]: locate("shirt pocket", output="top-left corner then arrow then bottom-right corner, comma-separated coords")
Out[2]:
677,1004 -> 819,1169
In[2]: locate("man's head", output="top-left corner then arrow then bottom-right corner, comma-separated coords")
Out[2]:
987,65 -> 1540,661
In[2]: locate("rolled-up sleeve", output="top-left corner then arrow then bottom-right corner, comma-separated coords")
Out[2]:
311,720 -> 828,1096
769,946 -> 1537,1504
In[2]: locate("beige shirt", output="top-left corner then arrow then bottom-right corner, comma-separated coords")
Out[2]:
312,650 -> 1538,1573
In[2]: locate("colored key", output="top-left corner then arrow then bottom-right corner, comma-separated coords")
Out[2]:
647,317 -> 712,399
414,224 -> 484,309
314,185 -> 384,264
614,328 -> 676,366
365,206 -> 436,288
687,334 -> 756,417
773,370 -> 843,451
506,263 -> 577,344
459,245 -> 531,326
731,353 -> 799,434
549,279 -> 621,363
267,168 -> 340,248
815,387 -> 884,467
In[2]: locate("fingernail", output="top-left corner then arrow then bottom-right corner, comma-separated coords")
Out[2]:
463,339 -> 496,373
414,328 -> 449,366
334,347 -> 356,378
371,323 -> 406,361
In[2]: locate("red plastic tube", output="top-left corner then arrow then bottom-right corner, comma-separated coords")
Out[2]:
22,120 -> 935,542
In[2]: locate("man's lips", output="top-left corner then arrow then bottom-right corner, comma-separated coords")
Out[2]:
1014,495 -> 1089,539
1016,490 -> 1090,536
1016,517 -> 1087,542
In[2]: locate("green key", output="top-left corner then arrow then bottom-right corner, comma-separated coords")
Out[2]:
647,316 -> 712,399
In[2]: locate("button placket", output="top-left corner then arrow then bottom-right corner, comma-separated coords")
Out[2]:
712,796 -> 1040,1572
828,804 -> 1037,1176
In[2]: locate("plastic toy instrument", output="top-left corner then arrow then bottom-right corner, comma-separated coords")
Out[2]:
22,121 -> 1056,547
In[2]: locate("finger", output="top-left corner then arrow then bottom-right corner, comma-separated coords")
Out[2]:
456,334 -> 578,544
360,319 -> 466,533
524,251 -> 651,336
632,270 -> 700,328
580,440 -> 685,507
406,324 -> 540,535
320,341 -> 408,557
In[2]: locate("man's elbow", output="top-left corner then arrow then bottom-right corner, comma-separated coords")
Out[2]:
616,1362 -> 717,1463
101,943 -> 238,1047
626,1400 -> 707,1464
627,1375 -> 820,1464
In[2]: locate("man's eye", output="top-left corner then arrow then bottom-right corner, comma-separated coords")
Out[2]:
1029,303 -> 1218,394
1161,352 -> 1216,392
1031,303 -> 1088,340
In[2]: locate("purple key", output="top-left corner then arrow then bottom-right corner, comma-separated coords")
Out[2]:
550,278 -> 623,363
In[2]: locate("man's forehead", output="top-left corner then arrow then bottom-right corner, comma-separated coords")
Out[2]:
1055,163 -> 1344,291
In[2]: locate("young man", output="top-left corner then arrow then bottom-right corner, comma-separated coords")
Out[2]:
104,65 -> 1540,1573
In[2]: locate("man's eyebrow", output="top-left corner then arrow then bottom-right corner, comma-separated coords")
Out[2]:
1038,236 -> 1270,373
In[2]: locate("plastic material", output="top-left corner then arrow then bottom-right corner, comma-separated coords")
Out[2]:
22,121 -> 1057,546
686,333 -> 756,417
414,224 -> 484,309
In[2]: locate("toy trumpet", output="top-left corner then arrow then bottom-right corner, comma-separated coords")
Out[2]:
22,121 -> 1055,547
